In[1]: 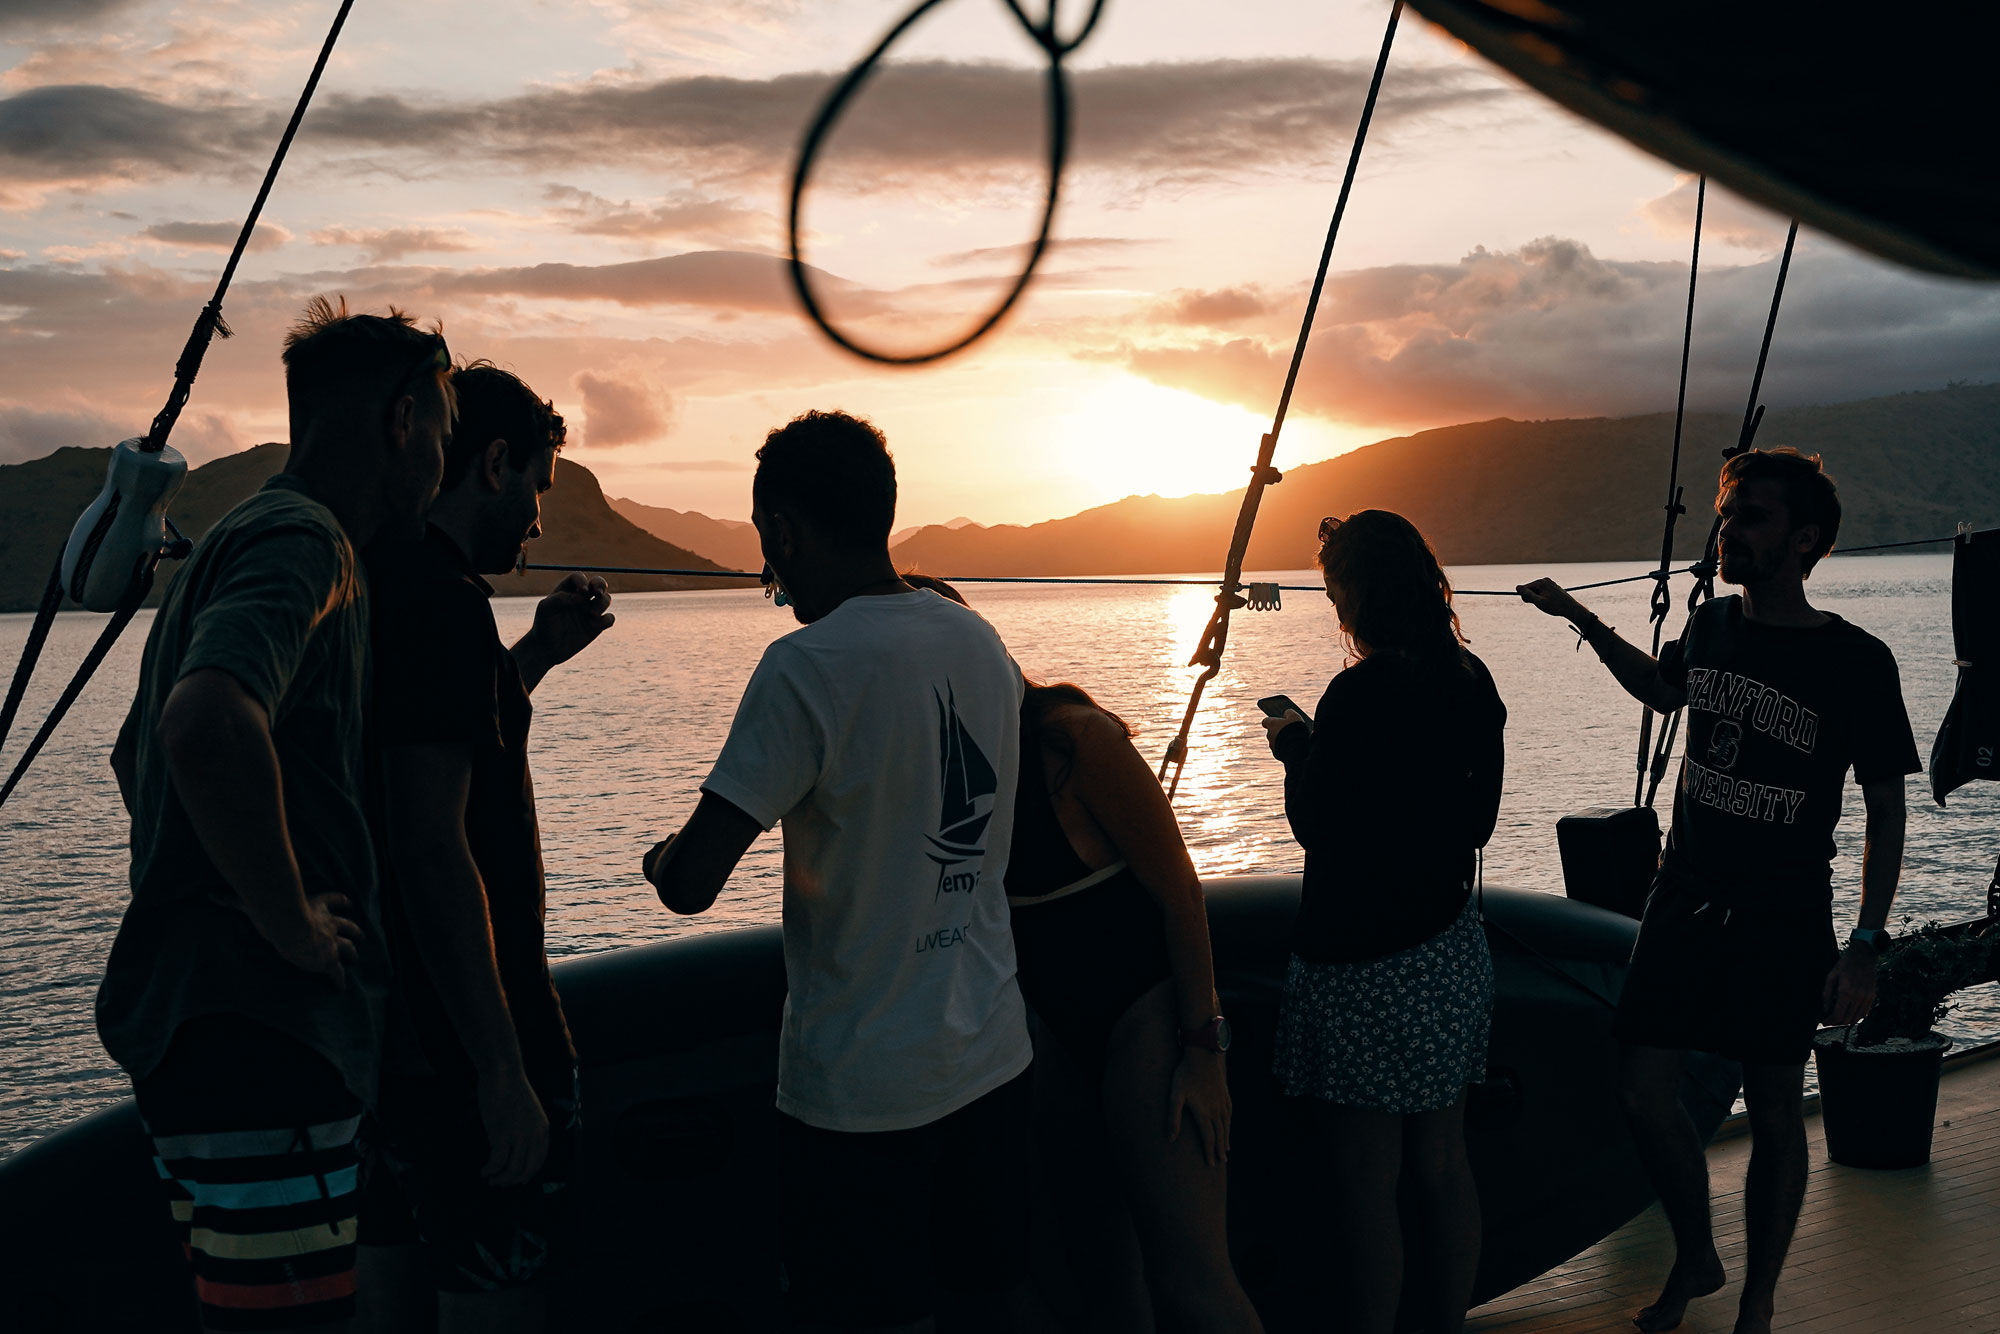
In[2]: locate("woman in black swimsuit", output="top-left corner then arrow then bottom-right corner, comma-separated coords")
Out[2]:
904,577 -> 1261,1333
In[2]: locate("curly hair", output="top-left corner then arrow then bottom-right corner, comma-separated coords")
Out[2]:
443,361 -> 566,490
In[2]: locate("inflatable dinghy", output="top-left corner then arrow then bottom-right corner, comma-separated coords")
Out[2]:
0,875 -> 1737,1332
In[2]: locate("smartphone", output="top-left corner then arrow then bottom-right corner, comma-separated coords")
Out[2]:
1257,694 -> 1307,720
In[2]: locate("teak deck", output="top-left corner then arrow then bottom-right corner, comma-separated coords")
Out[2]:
1468,1046 -> 2000,1333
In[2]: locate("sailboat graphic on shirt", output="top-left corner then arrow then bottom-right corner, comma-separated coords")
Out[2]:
927,685 -> 997,897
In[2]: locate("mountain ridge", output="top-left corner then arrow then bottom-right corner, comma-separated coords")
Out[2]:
885,384 -> 2000,576
0,444 -> 725,614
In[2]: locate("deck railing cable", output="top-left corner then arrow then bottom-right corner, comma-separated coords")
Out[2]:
519,533 -> 1957,594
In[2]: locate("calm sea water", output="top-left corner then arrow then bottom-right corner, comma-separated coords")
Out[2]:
4,554 -> 1994,1156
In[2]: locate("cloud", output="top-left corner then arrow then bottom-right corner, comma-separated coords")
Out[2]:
1638,175 -> 1792,253
0,84 -> 270,205
931,236 -> 1155,268
310,226 -> 480,262
1106,237 -> 2000,427
1155,285 -> 1271,326
541,184 -> 766,245
571,370 -> 674,447
1,56 -> 1505,208
142,219 -> 290,251
0,248 -> 22,261
0,0 -> 145,31
0,399 -> 125,463
292,57 -> 1501,189
441,249 -> 877,314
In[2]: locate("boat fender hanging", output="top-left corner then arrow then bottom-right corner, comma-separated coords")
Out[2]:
1245,582 -> 1281,611
60,439 -> 190,612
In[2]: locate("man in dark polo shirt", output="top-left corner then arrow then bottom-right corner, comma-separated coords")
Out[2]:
101,298 -> 452,1333
355,362 -> 612,1333
1519,447 -> 1920,1334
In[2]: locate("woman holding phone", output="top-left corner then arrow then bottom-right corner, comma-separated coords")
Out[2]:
1259,510 -> 1506,1334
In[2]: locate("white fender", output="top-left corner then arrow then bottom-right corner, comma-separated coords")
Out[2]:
59,438 -> 187,612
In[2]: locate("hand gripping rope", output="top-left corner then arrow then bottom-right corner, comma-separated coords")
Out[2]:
1155,0 -> 1404,801
0,0 -> 357,809
787,0 -> 1107,365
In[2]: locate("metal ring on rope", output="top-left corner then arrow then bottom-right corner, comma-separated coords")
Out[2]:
785,0 -> 1106,366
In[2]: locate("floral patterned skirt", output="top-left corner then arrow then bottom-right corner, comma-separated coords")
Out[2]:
1271,895 -> 1494,1114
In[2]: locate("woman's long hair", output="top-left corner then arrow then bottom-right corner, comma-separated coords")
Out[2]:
1316,509 -> 1468,667
1024,681 -> 1132,792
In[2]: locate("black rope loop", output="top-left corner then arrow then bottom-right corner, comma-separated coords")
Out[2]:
787,0 -> 1103,366
998,0 -> 1109,57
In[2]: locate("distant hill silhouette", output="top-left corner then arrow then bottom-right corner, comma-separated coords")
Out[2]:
0,445 -> 724,613
608,496 -> 764,573
889,384 -> 2000,576
607,498 -> 981,570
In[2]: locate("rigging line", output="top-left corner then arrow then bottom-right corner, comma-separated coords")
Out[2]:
1157,0 -> 1404,801
1648,218 -> 1801,809
142,0 -> 357,454
1686,218 -> 1802,611
785,0 -> 1106,366
1635,175 -> 1705,807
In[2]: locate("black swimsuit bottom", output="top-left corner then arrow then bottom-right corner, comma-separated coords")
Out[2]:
1009,866 -> 1173,1073
1004,711 -> 1173,1073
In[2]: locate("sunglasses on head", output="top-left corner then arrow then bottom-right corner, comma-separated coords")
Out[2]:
1318,515 -> 1342,542
385,335 -> 452,412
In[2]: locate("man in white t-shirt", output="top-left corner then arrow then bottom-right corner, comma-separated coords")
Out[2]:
644,409 -> 1033,1332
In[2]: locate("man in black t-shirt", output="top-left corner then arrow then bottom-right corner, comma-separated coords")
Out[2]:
356,364 -> 613,1332
1520,448 -> 1919,1334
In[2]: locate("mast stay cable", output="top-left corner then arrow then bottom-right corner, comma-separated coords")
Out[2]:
1639,218 -> 1802,810
1155,0 -> 1404,801
0,0 -> 358,809
1631,175 -> 1705,807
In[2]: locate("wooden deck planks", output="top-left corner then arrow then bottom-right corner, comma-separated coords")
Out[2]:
1467,1053 -> 2000,1332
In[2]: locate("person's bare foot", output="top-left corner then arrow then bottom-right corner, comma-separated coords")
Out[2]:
1732,1294 -> 1774,1334
1633,1253 -> 1726,1332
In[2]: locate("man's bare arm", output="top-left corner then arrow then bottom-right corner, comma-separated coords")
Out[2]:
1517,577 -> 1686,714
1822,777 -> 1908,1026
1854,778 -> 1907,933
645,792 -> 763,915
380,741 -> 548,1186
157,669 -> 359,985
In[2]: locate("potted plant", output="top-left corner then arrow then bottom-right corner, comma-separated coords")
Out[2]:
1812,919 -> 1999,1168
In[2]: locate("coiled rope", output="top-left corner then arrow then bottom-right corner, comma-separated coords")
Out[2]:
786,0 -> 1107,365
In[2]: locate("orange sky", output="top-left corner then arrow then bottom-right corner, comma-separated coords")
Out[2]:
3,0 -> 1996,527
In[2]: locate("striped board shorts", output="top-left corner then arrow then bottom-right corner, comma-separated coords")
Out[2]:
134,1015 -> 364,1330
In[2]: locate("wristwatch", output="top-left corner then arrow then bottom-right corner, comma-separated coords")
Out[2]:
1180,1015 -> 1233,1053
1848,927 -> 1891,954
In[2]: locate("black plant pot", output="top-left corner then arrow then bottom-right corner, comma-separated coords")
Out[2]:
1811,1025 -> 1950,1169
